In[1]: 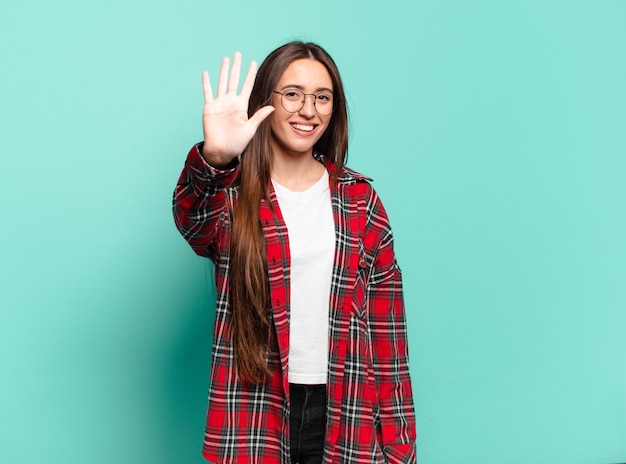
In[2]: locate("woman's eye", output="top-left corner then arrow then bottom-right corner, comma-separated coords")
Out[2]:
317,94 -> 331,102
284,91 -> 301,99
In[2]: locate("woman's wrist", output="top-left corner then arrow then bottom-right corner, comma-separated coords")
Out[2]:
201,145 -> 236,169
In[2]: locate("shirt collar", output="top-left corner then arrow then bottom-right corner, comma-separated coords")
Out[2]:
313,152 -> 372,184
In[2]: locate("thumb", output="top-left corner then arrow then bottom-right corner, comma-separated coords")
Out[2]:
247,105 -> 275,131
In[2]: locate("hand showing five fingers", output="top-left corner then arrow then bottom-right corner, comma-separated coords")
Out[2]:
201,52 -> 275,167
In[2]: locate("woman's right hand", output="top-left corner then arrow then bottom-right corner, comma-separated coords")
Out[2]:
201,52 -> 275,167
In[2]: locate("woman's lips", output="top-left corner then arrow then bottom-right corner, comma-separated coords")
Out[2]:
290,123 -> 316,133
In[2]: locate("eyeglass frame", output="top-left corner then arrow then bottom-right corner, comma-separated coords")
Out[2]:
272,89 -> 336,115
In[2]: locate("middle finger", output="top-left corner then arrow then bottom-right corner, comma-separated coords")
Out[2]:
228,52 -> 242,94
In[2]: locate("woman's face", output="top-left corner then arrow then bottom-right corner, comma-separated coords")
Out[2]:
269,58 -> 333,159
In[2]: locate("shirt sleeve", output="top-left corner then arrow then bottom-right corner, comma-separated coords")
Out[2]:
172,143 -> 239,263
365,188 -> 417,464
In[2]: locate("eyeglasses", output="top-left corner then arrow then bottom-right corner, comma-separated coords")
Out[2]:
273,88 -> 334,116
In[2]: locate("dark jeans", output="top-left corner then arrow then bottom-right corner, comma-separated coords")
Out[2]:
289,383 -> 327,464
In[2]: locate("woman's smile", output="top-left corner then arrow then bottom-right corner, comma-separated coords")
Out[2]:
290,122 -> 317,133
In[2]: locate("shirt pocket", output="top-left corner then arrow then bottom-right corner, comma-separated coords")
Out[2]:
351,239 -> 370,320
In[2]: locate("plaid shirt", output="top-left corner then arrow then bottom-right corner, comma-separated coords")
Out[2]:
173,144 -> 416,464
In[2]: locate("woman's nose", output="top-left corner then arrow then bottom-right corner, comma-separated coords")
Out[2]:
299,94 -> 316,116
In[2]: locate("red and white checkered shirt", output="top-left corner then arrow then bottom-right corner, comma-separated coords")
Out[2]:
173,144 -> 417,464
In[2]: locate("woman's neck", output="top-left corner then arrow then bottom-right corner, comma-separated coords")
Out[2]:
271,151 -> 325,192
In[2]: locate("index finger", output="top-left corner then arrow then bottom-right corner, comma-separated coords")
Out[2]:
239,60 -> 259,102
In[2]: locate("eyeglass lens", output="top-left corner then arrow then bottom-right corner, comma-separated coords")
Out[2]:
279,89 -> 334,115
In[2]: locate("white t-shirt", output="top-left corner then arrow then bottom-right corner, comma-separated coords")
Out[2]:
271,170 -> 335,384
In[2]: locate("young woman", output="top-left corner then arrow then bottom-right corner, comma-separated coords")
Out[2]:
173,41 -> 416,464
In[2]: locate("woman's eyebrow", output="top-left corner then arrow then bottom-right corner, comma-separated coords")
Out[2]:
279,84 -> 333,92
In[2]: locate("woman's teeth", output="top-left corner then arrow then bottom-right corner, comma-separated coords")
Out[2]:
292,123 -> 314,132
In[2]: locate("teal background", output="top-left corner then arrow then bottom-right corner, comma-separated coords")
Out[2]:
1,0 -> 625,463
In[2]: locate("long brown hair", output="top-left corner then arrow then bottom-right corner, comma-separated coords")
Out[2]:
230,41 -> 349,383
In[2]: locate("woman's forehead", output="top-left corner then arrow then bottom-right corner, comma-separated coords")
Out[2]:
277,59 -> 333,90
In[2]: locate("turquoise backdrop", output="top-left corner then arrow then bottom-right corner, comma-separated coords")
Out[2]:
1,1 -> 625,463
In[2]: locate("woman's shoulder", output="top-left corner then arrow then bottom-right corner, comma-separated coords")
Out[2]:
314,152 -> 371,184
338,165 -> 373,184
333,165 -> 388,213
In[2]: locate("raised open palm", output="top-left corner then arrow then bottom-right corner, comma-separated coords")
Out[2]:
201,52 -> 274,166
